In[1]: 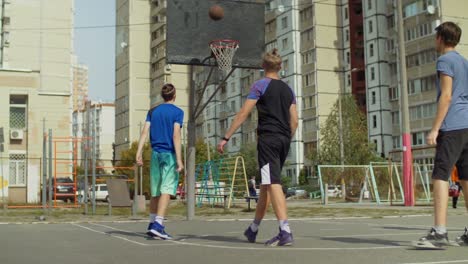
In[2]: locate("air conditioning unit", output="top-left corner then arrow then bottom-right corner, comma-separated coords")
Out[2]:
10,129 -> 23,140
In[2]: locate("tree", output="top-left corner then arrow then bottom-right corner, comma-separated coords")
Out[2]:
239,144 -> 258,179
315,95 -> 382,165
116,141 -> 152,196
195,138 -> 220,165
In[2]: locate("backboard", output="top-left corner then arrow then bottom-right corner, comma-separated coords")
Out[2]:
166,0 -> 265,69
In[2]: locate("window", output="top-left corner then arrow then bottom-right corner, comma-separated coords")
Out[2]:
368,0 -> 372,10
370,67 -> 375,80
232,137 -> 237,147
282,38 -> 288,49
207,123 -> 211,134
387,15 -> 394,29
345,29 -> 349,41
344,7 -> 348,19
281,17 -> 288,29
368,20 -> 373,33
301,28 -> 313,43
231,101 -> 236,112
369,43 -> 374,57
393,136 -> 401,149
9,154 -> 26,186
392,111 -> 400,124
412,132 -> 425,146
283,59 -> 289,74
346,51 -> 350,64
371,91 -> 376,105
347,74 -> 351,86
372,115 -> 377,128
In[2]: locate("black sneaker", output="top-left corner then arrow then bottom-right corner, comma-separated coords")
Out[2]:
455,227 -> 468,246
412,228 -> 450,249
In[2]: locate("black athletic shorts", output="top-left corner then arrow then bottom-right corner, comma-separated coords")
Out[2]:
432,128 -> 468,181
257,134 -> 291,185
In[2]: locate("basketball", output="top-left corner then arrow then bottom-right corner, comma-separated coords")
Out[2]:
209,5 -> 224,21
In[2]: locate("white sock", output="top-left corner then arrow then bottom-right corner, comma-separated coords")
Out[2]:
434,225 -> 447,234
155,215 -> 164,225
149,213 -> 156,223
250,222 -> 260,232
279,220 -> 291,233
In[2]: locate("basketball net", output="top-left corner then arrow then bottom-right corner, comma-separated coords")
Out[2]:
209,39 -> 239,73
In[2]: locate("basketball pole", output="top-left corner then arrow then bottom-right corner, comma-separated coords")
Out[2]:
187,65 -> 235,220
396,0 -> 414,206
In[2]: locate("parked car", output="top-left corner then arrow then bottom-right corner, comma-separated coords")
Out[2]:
327,185 -> 342,198
172,184 -> 185,200
286,187 -> 307,198
88,184 -> 109,202
45,177 -> 76,202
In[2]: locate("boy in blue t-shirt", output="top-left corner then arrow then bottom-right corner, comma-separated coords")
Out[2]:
413,22 -> 468,248
136,83 -> 184,240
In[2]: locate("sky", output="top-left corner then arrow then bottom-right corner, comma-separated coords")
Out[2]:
74,0 -> 116,102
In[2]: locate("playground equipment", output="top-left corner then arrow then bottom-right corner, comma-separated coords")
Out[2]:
195,156 -> 249,209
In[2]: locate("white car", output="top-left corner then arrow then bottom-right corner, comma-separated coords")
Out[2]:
88,184 -> 109,202
327,185 -> 342,198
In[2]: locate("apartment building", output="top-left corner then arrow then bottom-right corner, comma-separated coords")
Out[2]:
71,55 -> 89,112
115,0 -> 189,160
0,0 -> 73,203
72,102 -> 115,171
300,0 -> 342,174
366,0 -> 468,164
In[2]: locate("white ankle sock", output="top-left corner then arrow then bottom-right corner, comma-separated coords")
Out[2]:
149,213 -> 156,223
250,221 -> 260,232
279,220 -> 291,233
155,216 -> 164,225
434,226 -> 447,234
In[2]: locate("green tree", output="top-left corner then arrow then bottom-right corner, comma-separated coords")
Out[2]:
116,141 -> 152,196
195,138 -> 220,165
239,144 -> 258,179
315,95 -> 382,165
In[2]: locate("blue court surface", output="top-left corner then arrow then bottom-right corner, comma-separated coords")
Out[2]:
1,214 -> 468,264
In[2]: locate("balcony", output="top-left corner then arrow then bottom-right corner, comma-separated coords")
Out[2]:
302,108 -> 316,120
151,34 -> 166,47
151,0 -> 166,17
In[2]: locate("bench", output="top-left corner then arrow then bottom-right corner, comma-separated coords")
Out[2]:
244,196 -> 258,211
195,193 -> 229,208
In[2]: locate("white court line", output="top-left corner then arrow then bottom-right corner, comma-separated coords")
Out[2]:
92,223 -> 405,251
400,260 -> 468,264
89,223 -> 175,246
323,232 -> 422,238
72,223 -> 149,247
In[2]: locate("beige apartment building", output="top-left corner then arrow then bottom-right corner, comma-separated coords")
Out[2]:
0,0 -> 73,203
362,0 -> 468,164
115,0 -> 189,160
72,55 -> 89,112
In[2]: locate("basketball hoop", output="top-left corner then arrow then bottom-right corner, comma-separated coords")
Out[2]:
209,39 -> 239,73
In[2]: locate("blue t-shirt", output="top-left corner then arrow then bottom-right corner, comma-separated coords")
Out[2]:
146,103 -> 184,153
436,51 -> 468,131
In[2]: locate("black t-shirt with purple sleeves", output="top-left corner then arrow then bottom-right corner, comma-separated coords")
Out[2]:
247,78 -> 296,138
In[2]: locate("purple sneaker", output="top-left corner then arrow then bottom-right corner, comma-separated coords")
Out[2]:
244,226 -> 258,243
265,229 -> 293,247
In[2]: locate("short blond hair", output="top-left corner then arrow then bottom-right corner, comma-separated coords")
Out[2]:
262,48 -> 282,72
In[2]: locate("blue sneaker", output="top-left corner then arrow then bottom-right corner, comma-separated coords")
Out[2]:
149,222 -> 173,240
244,226 -> 258,243
146,223 -> 158,238
265,229 -> 293,247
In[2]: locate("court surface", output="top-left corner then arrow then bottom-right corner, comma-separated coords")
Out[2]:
1,214 -> 468,264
